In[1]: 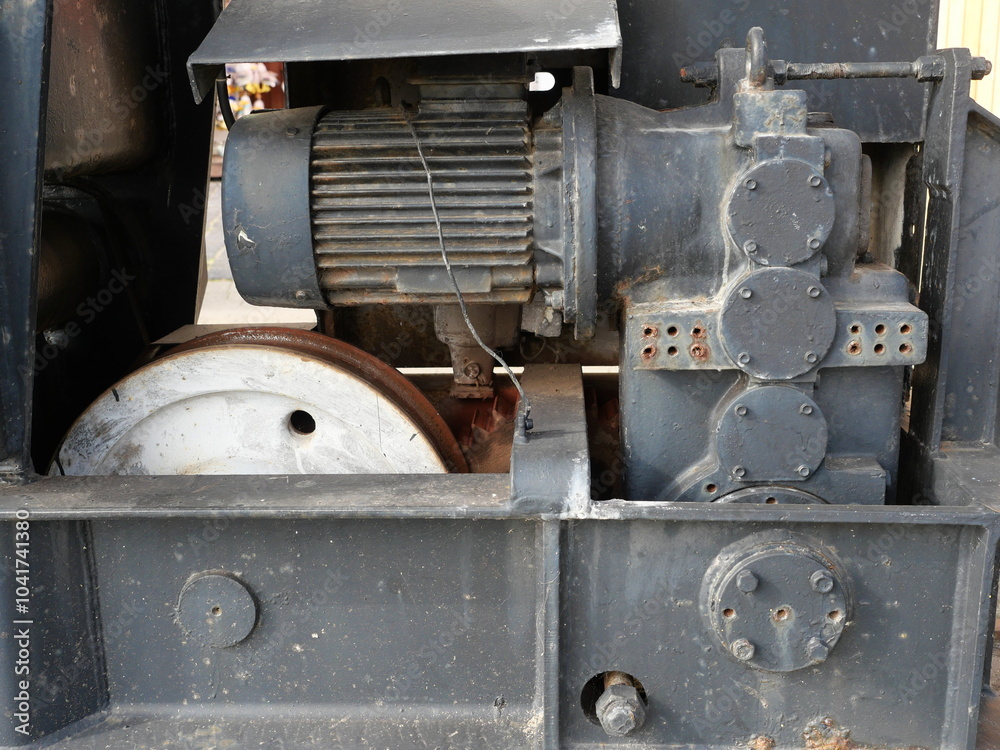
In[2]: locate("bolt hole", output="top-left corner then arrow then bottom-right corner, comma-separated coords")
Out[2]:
765,496 -> 778,504
211,606 -> 222,616
289,409 -> 317,435
705,483 -> 718,494
850,324 -> 861,334
642,326 -> 656,337
580,672 -> 648,726
899,343 -> 912,354
773,608 -> 790,622
666,325 -> 679,337
874,343 -> 886,355
828,610 -> 844,623
847,341 -> 861,355
900,323 -> 912,335
667,346 -> 678,356
723,608 -> 736,618
642,346 -> 656,358
875,323 -> 886,335
691,326 -> 703,336
690,345 -> 704,357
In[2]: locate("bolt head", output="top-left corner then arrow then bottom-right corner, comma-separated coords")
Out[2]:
809,237 -> 822,250
731,638 -> 756,661
744,240 -> 759,254
745,178 -> 757,190
733,466 -> 747,479
809,175 -> 823,187
797,465 -> 811,477
739,287 -> 753,299
807,286 -> 821,298
799,403 -> 814,415
596,684 -> 646,737
736,569 -> 759,593
463,362 -> 482,378
737,352 -> 751,365
734,404 -> 748,417
810,569 -> 834,593
806,637 -> 829,663
805,352 -> 819,364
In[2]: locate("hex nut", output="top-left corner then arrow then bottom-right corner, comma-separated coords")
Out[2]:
810,570 -> 834,593
736,569 -> 759,593
595,683 -> 646,737
731,638 -> 756,661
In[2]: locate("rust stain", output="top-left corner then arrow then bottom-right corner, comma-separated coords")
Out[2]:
802,718 -> 928,750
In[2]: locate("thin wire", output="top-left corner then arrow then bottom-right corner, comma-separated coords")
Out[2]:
403,110 -> 532,425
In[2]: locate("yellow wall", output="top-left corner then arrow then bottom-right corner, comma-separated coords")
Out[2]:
938,0 -> 1000,112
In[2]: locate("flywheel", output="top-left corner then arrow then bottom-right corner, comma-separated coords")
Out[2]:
52,328 -> 467,476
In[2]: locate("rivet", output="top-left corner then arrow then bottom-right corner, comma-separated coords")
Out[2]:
744,240 -> 759,254
734,404 -> 748,417
807,286 -> 821,298
286,126 -> 300,136
799,404 -> 814,415
745,178 -> 758,190
809,175 -> 823,187
809,237 -> 822,250
739,287 -> 753,299
797,465 -> 811,477
805,352 -> 819,364
737,352 -> 751,365
733,465 -> 747,479
731,638 -> 756,661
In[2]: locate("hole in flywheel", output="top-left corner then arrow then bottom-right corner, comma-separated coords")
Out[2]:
289,410 -> 317,435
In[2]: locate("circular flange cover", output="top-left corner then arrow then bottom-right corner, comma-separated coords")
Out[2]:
716,386 -> 828,482
720,269 -> 836,380
702,532 -> 852,673
177,573 -> 258,648
727,159 -> 836,266
714,486 -> 827,504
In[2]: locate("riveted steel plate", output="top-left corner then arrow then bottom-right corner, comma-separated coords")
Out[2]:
702,531 -> 851,673
177,573 -> 258,648
719,269 -> 837,380
717,386 -> 828,482
728,160 -> 836,266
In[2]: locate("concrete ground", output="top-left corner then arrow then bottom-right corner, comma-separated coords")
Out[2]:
197,180 -> 316,326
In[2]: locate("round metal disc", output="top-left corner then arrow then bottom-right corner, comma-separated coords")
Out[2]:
716,386 -> 828,482
715,486 -> 827,504
720,269 -> 836,380
727,159 -> 835,266
703,533 -> 851,673
53,329 -> 466,475
177,573 -> 257,648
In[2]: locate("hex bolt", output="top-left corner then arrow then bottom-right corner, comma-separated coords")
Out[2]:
733,465 -> 747,479
806,637 -> 830,663
736,569 -> 759,593
810,570 -> 834,593
799,404 -> 814,415
285,126 -> 300,137
744,240 -> 759,255
731,638 -> 756,661
807,286 -> 821,298
739,287 -> 753,299
463,362 -> 482,379
734,404 -> 748,417
595,678 -> 646,737
797,465 -> 811,477
808,237 -> 822,250
805,351 -> 819,364
737,352 -> 751,365
809,175 -> 823,187
745,178 -> 757,190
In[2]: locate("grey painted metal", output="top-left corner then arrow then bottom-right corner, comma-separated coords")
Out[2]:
0,0 -> 48,476
186,0 -> 623,103
613,0 -> 939,143
223,106 -> 327,308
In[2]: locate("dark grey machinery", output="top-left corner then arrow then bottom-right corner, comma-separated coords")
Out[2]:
3,0 -> 1000,748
